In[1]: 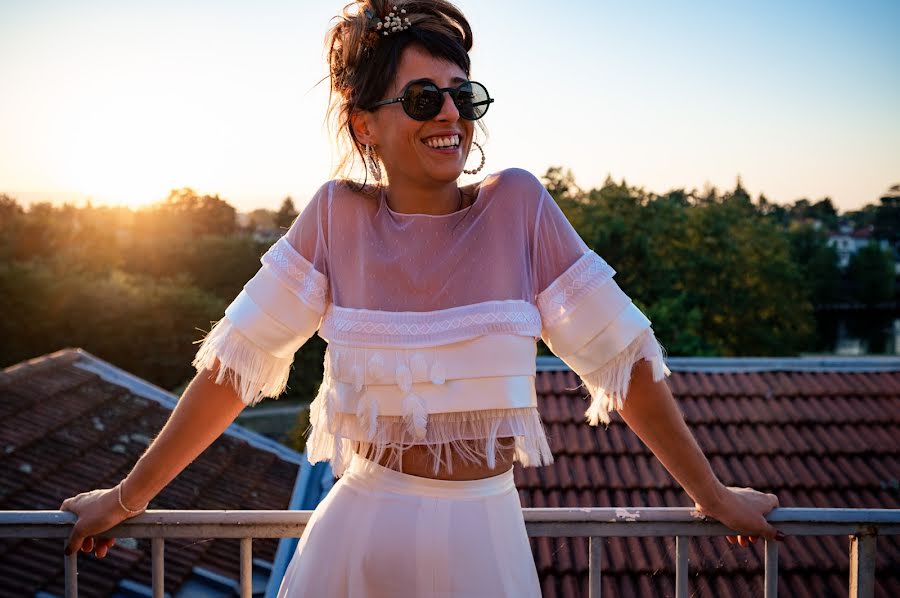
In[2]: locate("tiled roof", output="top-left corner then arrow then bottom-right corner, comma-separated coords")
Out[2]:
0,348 -> 305,598
520,359 -> 900,598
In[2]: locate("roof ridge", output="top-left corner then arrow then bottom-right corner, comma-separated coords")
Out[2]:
536,355 -> 900,373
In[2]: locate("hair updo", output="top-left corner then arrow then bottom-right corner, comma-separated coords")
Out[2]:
323,0 -> 488,192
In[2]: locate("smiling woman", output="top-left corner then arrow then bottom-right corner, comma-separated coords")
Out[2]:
58,0 -> 782,595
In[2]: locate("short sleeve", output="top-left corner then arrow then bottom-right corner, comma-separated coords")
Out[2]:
192,181 -> 332,407
532,186 -> 671,426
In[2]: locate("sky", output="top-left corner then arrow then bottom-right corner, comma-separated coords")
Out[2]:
1,0 -> 898,213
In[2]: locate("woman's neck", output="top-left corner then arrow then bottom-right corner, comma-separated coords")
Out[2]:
383,178 -> 463,215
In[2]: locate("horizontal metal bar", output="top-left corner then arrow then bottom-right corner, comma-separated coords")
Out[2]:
3,508 -> 898,540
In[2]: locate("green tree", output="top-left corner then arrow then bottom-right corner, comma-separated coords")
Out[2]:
139,188 -> 238,238
0,194 -> 26,261
787,223 -> 843,305
275,196 -> 299,230
847,242 -> 895,304
0,259 -> 222,388
552,173 -> 815,356
874,184 -> 900,244
541,166 -> 581,203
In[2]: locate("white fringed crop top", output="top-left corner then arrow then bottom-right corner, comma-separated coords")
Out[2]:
193,168 -> 671,477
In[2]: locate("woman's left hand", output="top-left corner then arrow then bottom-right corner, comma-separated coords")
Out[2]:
694,485 -> 784,547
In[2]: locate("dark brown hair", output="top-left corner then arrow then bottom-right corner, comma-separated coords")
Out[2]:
322,0 -> 488,193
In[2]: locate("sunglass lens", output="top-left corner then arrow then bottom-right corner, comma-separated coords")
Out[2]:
455,81 -> 490,120
402,82 -> 443,120
456,81 -> 491,120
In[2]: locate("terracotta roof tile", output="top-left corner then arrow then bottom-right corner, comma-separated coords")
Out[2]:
520,366 -> 900,595
0,350 -> 303,596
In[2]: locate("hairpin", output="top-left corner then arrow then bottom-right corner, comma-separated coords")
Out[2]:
365,5 -> 411,36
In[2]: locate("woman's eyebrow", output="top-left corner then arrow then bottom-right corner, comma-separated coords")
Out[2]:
403,76 -> 470,87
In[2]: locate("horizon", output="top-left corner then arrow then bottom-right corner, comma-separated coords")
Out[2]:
1,0 -> 898,213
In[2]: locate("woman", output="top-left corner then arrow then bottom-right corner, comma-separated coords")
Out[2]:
60,1 -> 783,596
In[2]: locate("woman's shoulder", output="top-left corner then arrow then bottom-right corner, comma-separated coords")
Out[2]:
323,178 -> 382,217
329,177 -> 380,201
479,167 -> 546,203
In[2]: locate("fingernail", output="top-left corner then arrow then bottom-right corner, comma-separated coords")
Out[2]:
775,531 -> 786,542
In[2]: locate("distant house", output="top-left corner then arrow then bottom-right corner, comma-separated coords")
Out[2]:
0,348 -> 329,598
827,224 -> 893,269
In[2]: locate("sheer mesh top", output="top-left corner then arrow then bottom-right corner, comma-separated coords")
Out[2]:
193,167 -> 670,477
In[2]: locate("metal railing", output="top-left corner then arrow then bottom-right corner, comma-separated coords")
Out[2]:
2,507 -> 898,598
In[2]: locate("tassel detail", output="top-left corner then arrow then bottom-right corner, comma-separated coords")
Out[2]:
330,348 -> 341,380
351,363 -> 363,392
578,328 -> 670,426
355,394 -> 379,441
396,362 -> 413,394
401,392 -> 428,440
430,360 -> 446,385
368,352 -> 386,382
306,403 -> 556,478
410,352 -> 428,379
192,317 -> 293,407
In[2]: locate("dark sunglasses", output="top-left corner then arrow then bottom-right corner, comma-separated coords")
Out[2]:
367,79 -> 494,121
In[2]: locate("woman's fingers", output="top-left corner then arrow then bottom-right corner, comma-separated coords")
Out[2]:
81,536 -> 94,552
65,522 -> 87,557
93,537 -> 116,558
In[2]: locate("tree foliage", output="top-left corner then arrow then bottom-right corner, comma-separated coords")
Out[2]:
275,196 -> 299,230
848,242 -> 895,305
2,169 -> 896,396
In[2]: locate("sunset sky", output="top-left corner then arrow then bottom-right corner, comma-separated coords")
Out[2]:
1,0 -> 898,213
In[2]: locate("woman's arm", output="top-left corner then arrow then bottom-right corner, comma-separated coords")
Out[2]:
62,361 -> 247,556
616,359 -> 784,545
120,360 -> 248,506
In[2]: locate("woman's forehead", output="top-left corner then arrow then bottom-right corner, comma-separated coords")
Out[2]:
391,46 -> 466,91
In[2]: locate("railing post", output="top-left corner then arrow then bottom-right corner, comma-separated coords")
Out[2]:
64,541 -> 77,598
588,536 -> 602,598
764,538 -> 778,598
240,537 -> 253,598
151,537 -> 164,598
849,533 -> 876,598
675,536 -> 688,598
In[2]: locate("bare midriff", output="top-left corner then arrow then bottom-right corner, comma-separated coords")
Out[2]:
352,439 -> 517,481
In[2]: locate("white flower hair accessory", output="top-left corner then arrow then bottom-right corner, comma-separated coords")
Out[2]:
365,5 -> 411,36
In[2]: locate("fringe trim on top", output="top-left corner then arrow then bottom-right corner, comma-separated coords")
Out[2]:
305,388 -> 555,478
192,317 -> 293,407
577,327 -> 671,426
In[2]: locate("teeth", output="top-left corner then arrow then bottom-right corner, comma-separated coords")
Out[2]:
424,134 -> 460,149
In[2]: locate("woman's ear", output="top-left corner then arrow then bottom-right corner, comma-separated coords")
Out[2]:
350,109 -> 376,146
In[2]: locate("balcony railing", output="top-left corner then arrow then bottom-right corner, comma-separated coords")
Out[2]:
2,507 -> 898,598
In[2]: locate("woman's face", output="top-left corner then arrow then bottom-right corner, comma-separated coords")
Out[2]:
361,44 -> 475,186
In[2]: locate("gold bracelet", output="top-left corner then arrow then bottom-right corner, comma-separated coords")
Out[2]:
117,480 -> 148,514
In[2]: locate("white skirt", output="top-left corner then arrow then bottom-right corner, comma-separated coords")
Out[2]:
276,452 -> 542,597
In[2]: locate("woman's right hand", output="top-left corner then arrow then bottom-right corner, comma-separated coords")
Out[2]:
59,482 -> 146,558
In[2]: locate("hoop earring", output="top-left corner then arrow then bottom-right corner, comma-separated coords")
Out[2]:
463,140 -> 485,175
365,143 -> 382,183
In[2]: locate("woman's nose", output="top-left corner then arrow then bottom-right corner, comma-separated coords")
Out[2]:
434,90 -> 460,121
